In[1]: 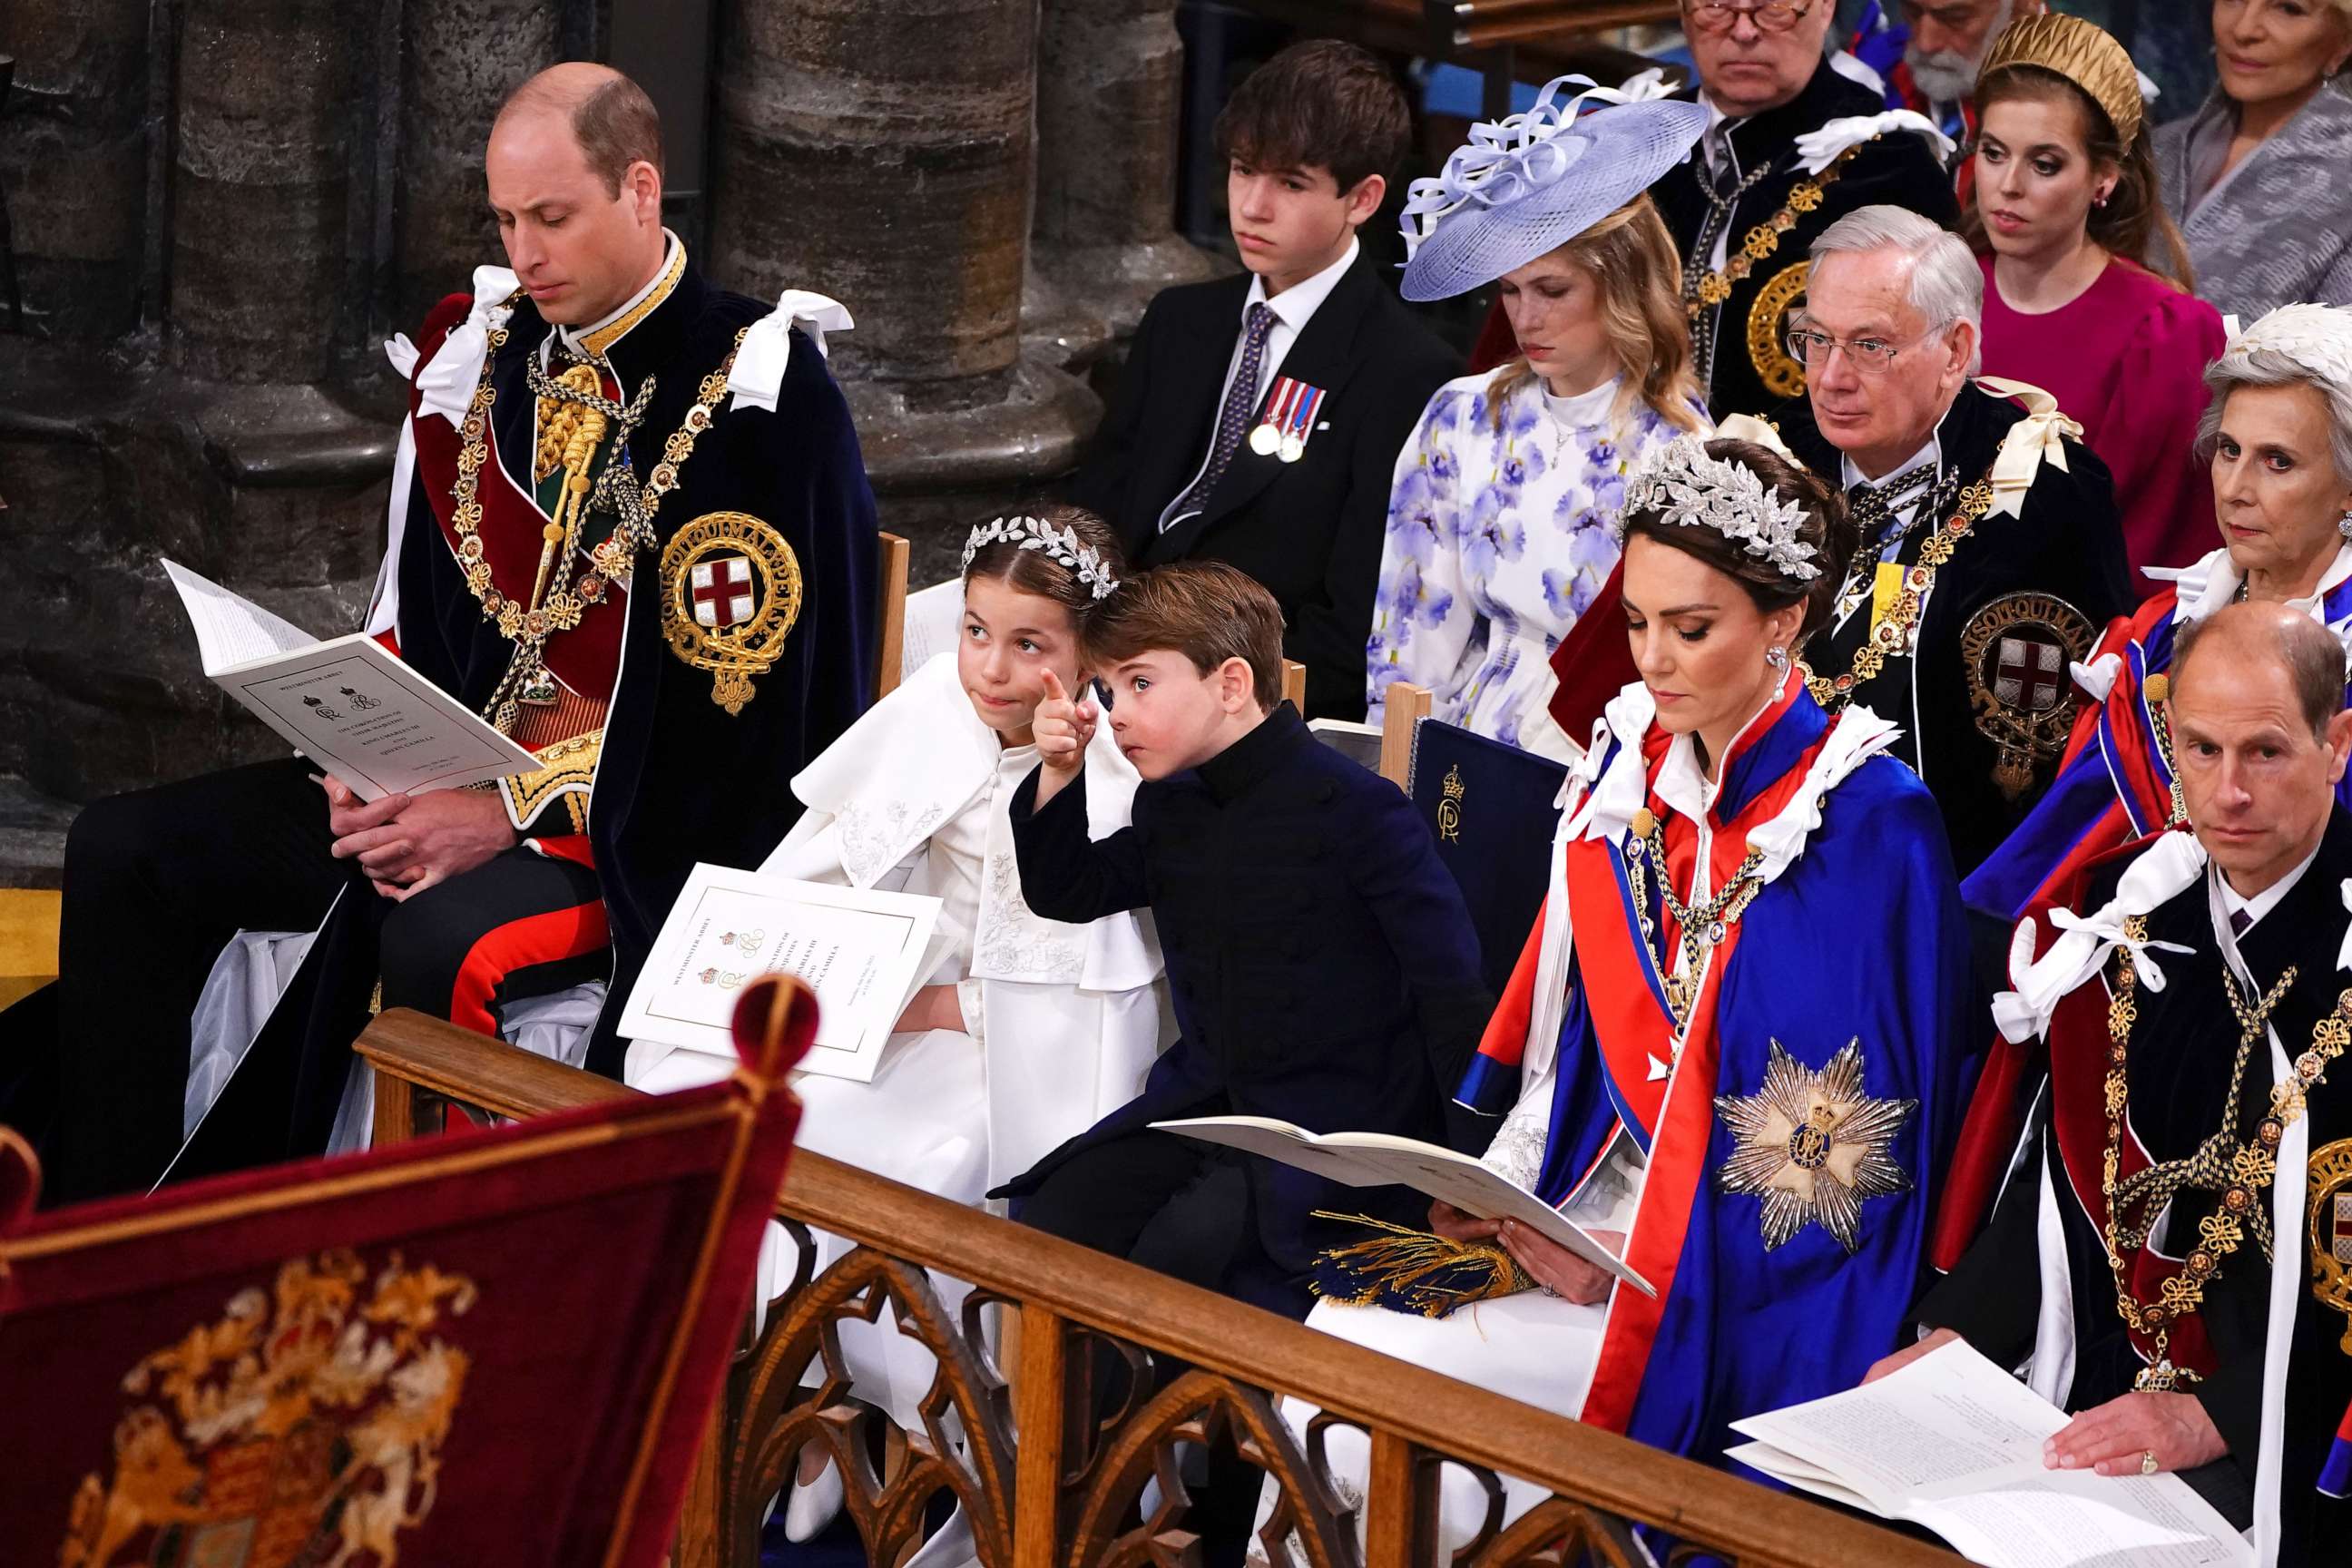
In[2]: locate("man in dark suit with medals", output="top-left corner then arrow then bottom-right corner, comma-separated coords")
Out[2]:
1069,41 -> 1458,721
1876,603 -> 2352,1564
14,64 -> 876,1201
1653,0 -> 1959,420
1777,205 -> 2131,877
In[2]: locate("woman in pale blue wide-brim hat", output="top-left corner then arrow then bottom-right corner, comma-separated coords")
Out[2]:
1366,77 -> 1718,760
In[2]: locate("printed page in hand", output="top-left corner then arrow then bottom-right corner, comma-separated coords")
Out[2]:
1729,1338 -> 2252,1568
1148,1116 -> 1653,1297
162,559 -> 540,799
620,862 -> 946,1083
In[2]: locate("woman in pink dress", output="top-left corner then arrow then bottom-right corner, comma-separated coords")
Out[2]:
1968,14 -> 2228,595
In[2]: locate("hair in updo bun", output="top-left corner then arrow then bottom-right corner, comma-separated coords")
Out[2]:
1618,437 -> 1857,645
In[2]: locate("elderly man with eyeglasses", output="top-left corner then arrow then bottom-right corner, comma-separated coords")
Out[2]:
1649,0 -> 1959,421
1774,204 -> 2132,877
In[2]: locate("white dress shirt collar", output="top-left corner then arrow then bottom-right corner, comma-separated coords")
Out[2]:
1653,686 -> 1783,826
2217,838 -> 2325,936
1839,428 -> 1943,494
1246,234 -> 1359,332
1156,236 -> 1358,534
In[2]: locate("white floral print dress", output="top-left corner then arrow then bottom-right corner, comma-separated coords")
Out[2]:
1367,371 -> 1698,760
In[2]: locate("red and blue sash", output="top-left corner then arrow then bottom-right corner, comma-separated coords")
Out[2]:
1462,680 -> 1969,1471
2321,1399 -> 2352,1497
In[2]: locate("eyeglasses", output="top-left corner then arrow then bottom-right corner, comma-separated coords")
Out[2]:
1684,1 -> 1817,33
1784,324 -> 1942,374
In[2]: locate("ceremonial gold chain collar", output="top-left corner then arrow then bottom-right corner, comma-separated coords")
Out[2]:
1623,805 -> 1768,1032
446,301 -> 747,731
2141,671 -> 2191,828
1802,478 -> 1997,713
2101,920 -> 2351,1391
1683,143 -> 1862,328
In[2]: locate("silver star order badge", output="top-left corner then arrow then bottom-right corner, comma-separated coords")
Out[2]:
1714,1038 -> 1916,1253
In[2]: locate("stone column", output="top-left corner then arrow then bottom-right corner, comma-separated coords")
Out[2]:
1026,0 -> 1220,374
393,0 -> 563,333
0,0 -> 149,340
168,0 -> 359,383
709,0 -> 1096,573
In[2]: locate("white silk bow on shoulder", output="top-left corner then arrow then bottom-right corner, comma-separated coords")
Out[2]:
1991,829 -> 2205,1044
1975,377 -> 2083,521
384,265 -> 521,427
727,289 -> 855,415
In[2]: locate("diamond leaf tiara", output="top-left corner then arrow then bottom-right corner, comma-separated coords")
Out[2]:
960,515 -> 1120,601
1616,435 -> 1820,582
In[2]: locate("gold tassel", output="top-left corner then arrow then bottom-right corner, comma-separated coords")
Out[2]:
1308,1211 -> 1537,1318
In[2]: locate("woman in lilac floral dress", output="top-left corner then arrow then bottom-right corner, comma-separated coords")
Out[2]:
1369,190 -> 1707,760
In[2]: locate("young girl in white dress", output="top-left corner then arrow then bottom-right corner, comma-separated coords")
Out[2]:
626,505 -> 1167,1544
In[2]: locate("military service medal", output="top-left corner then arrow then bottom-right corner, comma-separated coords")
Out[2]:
1273,377 -> 1326,464
1249,379 -> 1298,456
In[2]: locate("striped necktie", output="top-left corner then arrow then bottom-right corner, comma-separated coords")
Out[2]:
1164,302 -> 1278,530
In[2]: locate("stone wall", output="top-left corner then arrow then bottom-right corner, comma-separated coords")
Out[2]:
0,0 -> 1210,834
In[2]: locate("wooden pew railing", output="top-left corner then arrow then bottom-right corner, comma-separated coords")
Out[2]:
357,1009 -> 1962,1568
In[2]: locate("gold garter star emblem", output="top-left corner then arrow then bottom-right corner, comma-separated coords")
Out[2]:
1714,1038 -> 1916,1253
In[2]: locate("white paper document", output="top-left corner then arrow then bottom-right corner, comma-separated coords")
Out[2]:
1148,1115 -> 1654,1297
1729,1339 -> 2252,1568
163,559 -> 540,800
620,862 -> 945,1082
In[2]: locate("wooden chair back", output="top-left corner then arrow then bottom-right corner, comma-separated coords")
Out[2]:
875,531 -> 912,699
1280,658 -> 1307,712
1378,680 -> 1433,786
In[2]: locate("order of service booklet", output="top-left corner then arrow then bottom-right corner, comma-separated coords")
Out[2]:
1147,1115 -> 1654,1297
1728,1338 -> 2252,1568
164,559 -> 539,800
618,862 -> 946,1083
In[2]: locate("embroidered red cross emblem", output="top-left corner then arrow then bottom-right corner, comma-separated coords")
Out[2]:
2334,1192 -> 2352,1265
1995,634 -> 2065,711
691,555 -> 757,630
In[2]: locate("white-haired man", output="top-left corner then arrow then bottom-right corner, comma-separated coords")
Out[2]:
1776,203 -> 2132,876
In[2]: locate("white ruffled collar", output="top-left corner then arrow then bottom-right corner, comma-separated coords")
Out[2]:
2147,540 -> 2352,627
1562,680 -> 1901,893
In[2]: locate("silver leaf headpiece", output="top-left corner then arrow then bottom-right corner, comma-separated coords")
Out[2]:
1615,435 -> 1820,582
960,515 -> 1119,601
